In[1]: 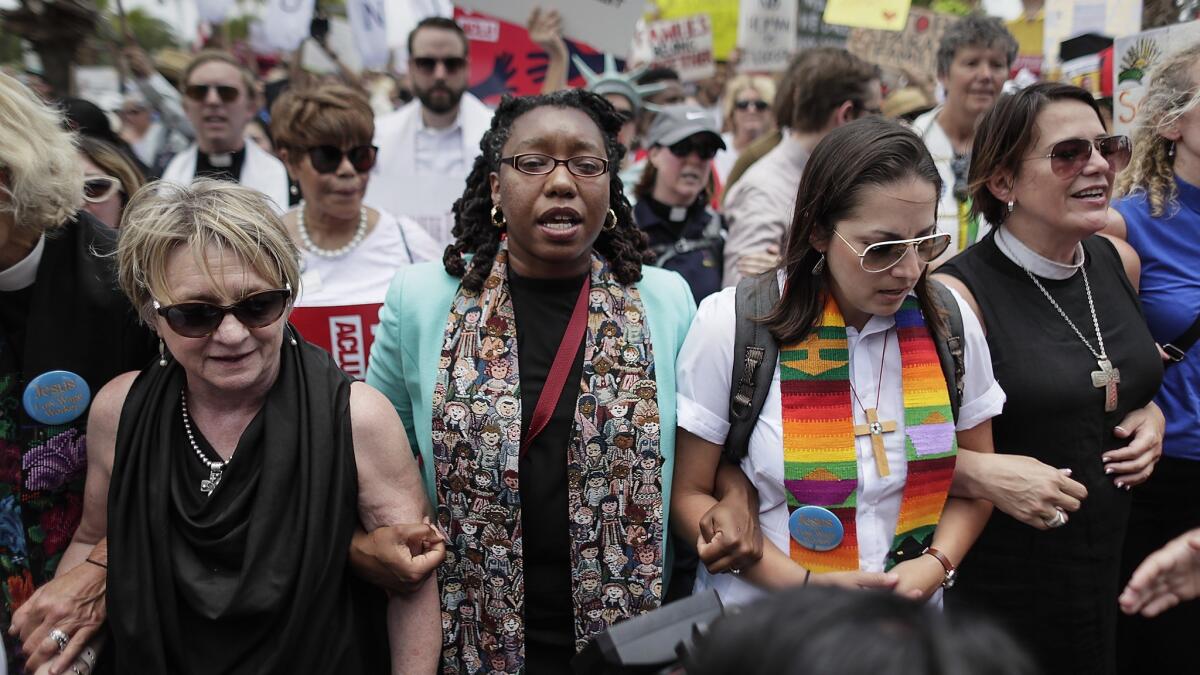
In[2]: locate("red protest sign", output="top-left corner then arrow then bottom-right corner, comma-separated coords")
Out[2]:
290,303 -> 383,379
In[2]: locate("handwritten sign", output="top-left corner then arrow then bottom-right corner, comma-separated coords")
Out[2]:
847,9 -> 958,79
737,0 -> 798,72
657,0 -> 741,60
1114,22 -> 1200,139
797,0 -> 852,50
291,304 -> 384,379
454,0 -> 642,57
630,15 -> 716,82
823,0 -> 912,32
262,0 -> 315,52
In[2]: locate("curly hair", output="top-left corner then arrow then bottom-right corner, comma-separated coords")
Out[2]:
443,89 -> 653,292
1114,44 -> 1200,217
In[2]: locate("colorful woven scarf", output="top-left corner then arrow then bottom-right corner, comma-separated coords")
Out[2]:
957,199 -> 980,252
779,295 -> 957,573
432,243 -> 662,674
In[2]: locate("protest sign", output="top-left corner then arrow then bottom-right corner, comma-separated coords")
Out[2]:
630,14 -> 715,81
1042,0 -> 1141,72
657,0 -> 741,60
195,0 -> 236,25
301,18 -> 364,74
797,0 -> 852,50
290,304 -> 383,379
1114,21 -> 1200,138
824,0 -> 912,31
736,0 -> 798,72
454,0 -> 641,57
262,0 -> 314,51
454,9 -> 609,106
384,0 -> 451,56
847,9 -> 957,78
346,0 -> 390,69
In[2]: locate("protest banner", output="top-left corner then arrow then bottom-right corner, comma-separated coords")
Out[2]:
1114,21 -> 1200,138
262,0 -> 315,51
630,14 -> 715,81
301,18 -> 364,74
194,0 -> 236,25
797,0 -> 852,50
847,9 -> 957,78
454,0 -> 641,57
824,0 -> 912,31
454,8 -> 609,106
384,0 -> 451,55
290,304 -> 383,379
657,0 -> 740,60
346,0 -> 390,69
736,0 -> 798,72
1042,0 -> 1141,73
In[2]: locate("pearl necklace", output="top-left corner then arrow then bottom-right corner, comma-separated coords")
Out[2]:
297,201 -> 368,258
180,390 -> 232,496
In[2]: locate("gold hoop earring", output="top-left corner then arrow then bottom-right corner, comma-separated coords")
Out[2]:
491,204 -> 506,228
603,208 -> 617,231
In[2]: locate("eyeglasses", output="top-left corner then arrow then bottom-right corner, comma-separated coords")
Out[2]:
184,84 -> 241,104
734,100 -> 769,112
306,145 -> 378,174
834,230 -> 952,273
83,176 -> 122,203
1023,135 -> 1131,179
412,56 -> 467,74
666,138 -> 720,160
153,286 -> 292,338
499,154 -> 609,178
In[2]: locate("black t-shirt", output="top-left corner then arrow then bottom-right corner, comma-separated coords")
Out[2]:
194,146 -> 247,184
0,286 -> 33,370
508,268 -> 588,671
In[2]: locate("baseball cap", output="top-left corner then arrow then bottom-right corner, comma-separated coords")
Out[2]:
643,104 -> 726,149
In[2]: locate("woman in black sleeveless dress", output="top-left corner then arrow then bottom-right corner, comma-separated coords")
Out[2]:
934,83 -> 1164,674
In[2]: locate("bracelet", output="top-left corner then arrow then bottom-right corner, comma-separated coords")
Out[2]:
85,557 -> 107,570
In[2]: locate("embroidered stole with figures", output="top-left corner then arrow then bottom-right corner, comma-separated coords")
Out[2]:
780,295 -> 957,573
432,244 -> 663,674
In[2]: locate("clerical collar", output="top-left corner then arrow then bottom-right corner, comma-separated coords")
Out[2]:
994,226 -> 1084,280
643,194 -> 704,223
195,146 -> 246,183
0,234 -> 44,291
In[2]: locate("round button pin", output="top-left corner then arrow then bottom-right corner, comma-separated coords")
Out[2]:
23,371 -> 91,425
789,505 -> 845,552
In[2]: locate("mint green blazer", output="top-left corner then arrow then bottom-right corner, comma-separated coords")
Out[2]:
366,262 -> 698,550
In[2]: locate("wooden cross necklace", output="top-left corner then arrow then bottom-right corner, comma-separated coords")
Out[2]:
850,332 -> 896,477
1023,265 -> 1120,412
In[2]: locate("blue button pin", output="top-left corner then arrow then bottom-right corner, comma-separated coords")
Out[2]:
789,505 -> 845,552
23,371 -> 91,425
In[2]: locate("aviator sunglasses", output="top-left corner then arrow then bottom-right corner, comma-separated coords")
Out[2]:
306,145 -> 378,174
1024,135 -> 1131,179
184,84 -> 241,104
834,230 -> 952,273
154,285 -> 292,338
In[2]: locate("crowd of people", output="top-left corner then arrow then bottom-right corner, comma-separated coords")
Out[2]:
1,6 -> 1199,675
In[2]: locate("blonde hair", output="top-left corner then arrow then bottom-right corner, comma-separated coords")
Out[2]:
721,75 -> 777,133
1115,44 -> 1200,217
78,136 -> 145,208
269,83 -> 374,159
0,72 -> 84,231
117,180 -> 300,325
182,50 -> 258,100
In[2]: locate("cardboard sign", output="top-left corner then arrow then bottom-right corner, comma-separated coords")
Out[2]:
824,0 -> 912,31
847,9 -> 958,79
737,0 -> 799,72
797,0 -> 852,50
1114,22 -> 1200,138
454,0 -> 642,57
1042,0 -> 1142,73
657,0 -> 741,60
630,14 -> 716,82
290,303 -> 383,379
454,9 -> 610,106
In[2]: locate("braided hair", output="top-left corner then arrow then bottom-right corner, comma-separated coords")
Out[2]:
443,89 -> 653,292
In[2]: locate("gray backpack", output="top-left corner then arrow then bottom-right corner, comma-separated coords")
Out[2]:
724,274 -> 966,463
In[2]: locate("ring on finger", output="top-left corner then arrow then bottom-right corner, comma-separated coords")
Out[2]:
49,627 -> 70,652
1042,508 -> 1067,529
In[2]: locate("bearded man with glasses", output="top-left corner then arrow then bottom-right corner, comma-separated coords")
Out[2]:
161,51 -> 290,212
366,17 -> 494,248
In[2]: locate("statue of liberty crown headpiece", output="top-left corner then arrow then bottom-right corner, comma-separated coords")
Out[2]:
572,53 -> 668,114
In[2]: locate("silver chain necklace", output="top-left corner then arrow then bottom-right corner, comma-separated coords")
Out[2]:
1021,264 -> 1122,412
297,201 -> 368,258
180,390 -> 232,495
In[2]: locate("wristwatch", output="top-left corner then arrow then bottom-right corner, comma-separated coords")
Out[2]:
922,547 -> 957,589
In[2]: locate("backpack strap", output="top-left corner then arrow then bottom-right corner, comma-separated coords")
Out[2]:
726,273 -> 780,463
927,279 -> 965,423
652,209 -> 726,268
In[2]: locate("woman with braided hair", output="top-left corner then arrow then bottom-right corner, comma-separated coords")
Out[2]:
367,89 -> 760,674
1105,44 -> 1200,672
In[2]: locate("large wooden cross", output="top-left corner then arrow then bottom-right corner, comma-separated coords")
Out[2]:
1091,357 -> 1121,413
853,408 -> 897,477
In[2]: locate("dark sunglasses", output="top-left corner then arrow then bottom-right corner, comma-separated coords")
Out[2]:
306,145 -> 378,174
1026,135 -> 1131,178
184,84 -> 241,103
734,100 -> 769,112
412,56 -> 467,74
666,138 -> 719,160
154,286 -> 292,338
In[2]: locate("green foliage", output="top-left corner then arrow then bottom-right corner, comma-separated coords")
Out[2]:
0,30 -> 21,65
120,8 -> 179,51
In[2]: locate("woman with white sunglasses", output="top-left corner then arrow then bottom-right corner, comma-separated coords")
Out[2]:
672,116 -> 1003,605
78,136 -> 145,228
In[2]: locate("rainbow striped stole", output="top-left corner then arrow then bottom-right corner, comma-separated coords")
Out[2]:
779,295 -> 957,573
